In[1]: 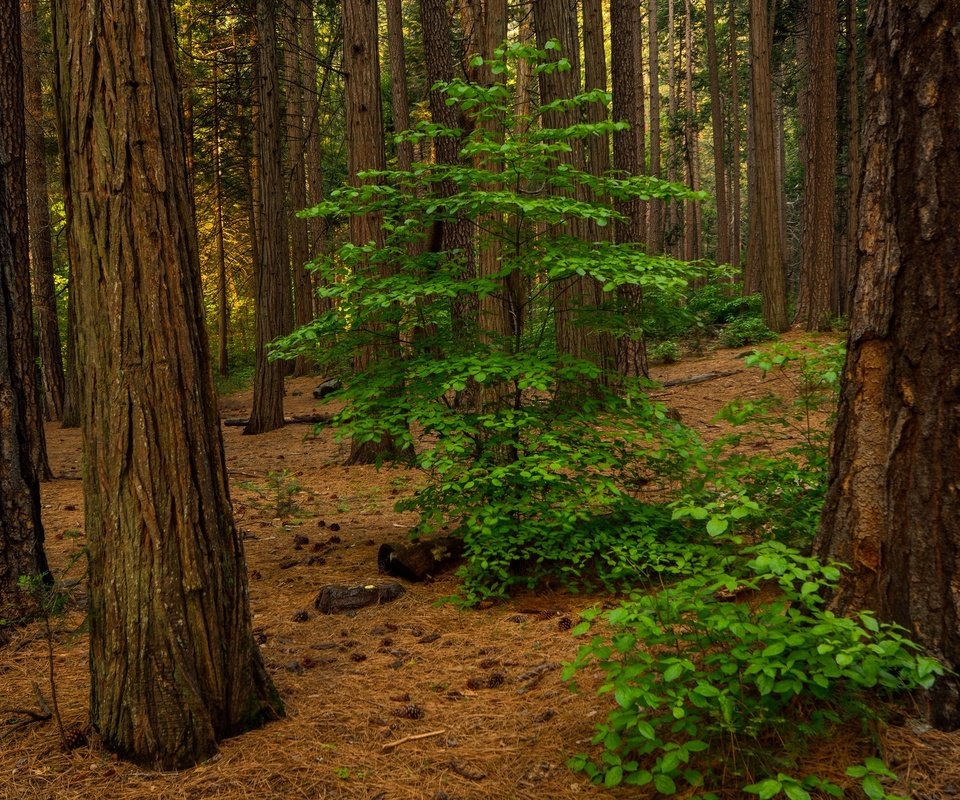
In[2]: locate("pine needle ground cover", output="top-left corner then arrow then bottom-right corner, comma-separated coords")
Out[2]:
2,335 -> 957,799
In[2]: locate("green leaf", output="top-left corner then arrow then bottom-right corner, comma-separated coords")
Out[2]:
663,663 -> 684,682
654,773 -> 677,795
706,517 -> 729,536
862,775 -> 885,800
744,779 -> 783,800
604,766 -> 624,788
783,783 -> 811,800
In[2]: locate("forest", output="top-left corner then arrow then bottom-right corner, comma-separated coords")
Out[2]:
1,0 -> 958,797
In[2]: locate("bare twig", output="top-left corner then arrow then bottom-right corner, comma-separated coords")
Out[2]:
381,729 -> 446,752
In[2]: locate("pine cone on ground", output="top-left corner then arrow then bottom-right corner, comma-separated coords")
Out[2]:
62,724 -> 88,751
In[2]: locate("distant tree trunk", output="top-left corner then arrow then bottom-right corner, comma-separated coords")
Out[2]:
344,0 -> 405,464
535,0 -> 603,375
60,285 -> 80,427
0,0 -> 49,625
744,84 -> 761,293
21,0 -> 65,421
236,25 -> 262,299
728,0 -> 742,270
682,0 -> 701,262
212,55 -> 230,376
52,0 -> 281,766
419,0 -> 476,332
611,0 -> 648,378
301,0 -> 327,313
748,0 -> 787,331
816,0 -> 960,730
795,0 -> 837,331
666,0 -> 680,255
246,0 -> 291,434
385,0 -> 413,172
840,0 -> 859,318
282,1 -> 313,377
1,0 -> 48,481
647,0 -> 663,254
704,0 -> 730,265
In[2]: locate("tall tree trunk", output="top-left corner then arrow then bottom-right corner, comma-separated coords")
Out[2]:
795,0 -> 837,331
611,0 -> 648,378
728,0 -> 742,270
666,0 -> 680,255
21,0 -> 65,421
283,1 -> 314,377
419,0 -> 476,332
816,0 -> 960,730
246,0 -> 291,434
344,0 -> 404,464
60,284 -> 80,427
385,0 -> 413,173
1,0 -> 48,480
748,0 -> 787,330
535,0 -> 602,376
682,0 -> 701,261
52,0 -> 282,766
213,55 -> 230,377
840,0 -> 859,318
704,0 -> 730,265
647,0 -> 663,254
0,0 -> 49,625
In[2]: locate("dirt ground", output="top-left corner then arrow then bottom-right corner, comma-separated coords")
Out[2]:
2,333 -> 958,799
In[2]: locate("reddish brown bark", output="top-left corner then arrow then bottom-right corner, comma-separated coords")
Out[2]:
816,0 -> 960,729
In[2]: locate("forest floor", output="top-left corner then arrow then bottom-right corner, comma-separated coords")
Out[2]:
2,332 -> 959,800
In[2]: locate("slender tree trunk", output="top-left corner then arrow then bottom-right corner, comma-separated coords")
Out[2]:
60,284 -> 80,427
704,0 -> 730,265
52,0 -> 282,766
1,0 -> 48,480
666,0 -> 680,255
282,1 -> 313,376
385,0 -> 413,173
246,0 -> 291,434
213,55 -> 230,376
301,0 -> 327,316
0,0 -> 49,625
682,0 -> 701,261
748,0 -> 787,330
236,25 -> 261,302
344,0 -> 404,464
728,0 -> 742,270
795,0 -> 837,330
841,0 -> 859,318
611,0 -> 648,378
21,0 -> 65,421
647,0 -> 663,254
816,0 -> 960,729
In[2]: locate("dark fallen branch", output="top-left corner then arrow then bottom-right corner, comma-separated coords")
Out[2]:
314,582 -> 406,614
0,683 -> 52,741
657,369 -> 741,388
223,412 -> 332,427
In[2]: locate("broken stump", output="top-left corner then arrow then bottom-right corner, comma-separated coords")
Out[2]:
378,537 -> 464,582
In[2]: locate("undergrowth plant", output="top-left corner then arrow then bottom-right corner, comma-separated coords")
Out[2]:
564,540 -> 942,797
276,42 -> 713,601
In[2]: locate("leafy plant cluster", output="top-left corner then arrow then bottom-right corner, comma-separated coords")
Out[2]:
565,540 -> 941,798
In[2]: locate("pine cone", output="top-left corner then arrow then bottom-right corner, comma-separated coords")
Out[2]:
62,724 -> 88,751
557,617 -> 573,631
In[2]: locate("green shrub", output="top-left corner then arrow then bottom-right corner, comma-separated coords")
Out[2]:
650,340 -> 681,364
564,541 -> 943,796
720,316 -> 777,347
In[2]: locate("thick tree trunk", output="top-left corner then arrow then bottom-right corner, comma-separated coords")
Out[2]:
246,0 -> 291,434
748,0 -> 787,330
52,0 -> 282,766
815,0 -> 960,729
21,0 -> 65,422
795,0 -> 837,331
0,0 -> 49,625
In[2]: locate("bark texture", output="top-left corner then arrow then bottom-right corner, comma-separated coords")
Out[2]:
704,0 -> 730,266
815,0 -> 960,729
52,0 -> 282,766
0,0 -> 48,624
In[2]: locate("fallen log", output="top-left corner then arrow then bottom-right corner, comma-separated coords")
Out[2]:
314,582 -> 405,614
657,369 -> 741,388
378,537 -> 464,582
223,412 -> 332,427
